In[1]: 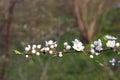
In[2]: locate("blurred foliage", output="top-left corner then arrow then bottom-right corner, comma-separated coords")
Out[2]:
0,0 -> 120,80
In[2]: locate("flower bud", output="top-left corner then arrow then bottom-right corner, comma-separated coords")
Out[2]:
66,45 -> 71,50
45,47 -> 50,51
64,42 -> 68,46
25,55 -> 29,58
50,45 -> 54,49
49,50 -> 53,54
90,44 -> 95,48
36,52 -> 40,56
58,52 -> 63,57
37,45 -> 41,49
90,55 -> 94,58
54,44 -> 58,48
32,44 -> 36,49
116,43 -> 120,47
31,49 -> 36,54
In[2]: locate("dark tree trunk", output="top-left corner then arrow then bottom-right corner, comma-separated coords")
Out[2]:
74,0 -> 105,44
0,0 -> 16,80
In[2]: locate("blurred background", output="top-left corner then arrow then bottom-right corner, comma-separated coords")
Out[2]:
0,0 -> 120,80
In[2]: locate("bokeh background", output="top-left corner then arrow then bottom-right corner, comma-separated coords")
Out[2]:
0,0 -> 120,80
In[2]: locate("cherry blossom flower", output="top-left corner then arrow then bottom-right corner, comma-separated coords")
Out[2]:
94,39 -> 102,46
106,40 -> 116,48
95,46 -> 103,52
109,58 -> 116,66
90,48 -> 95,54
89,39 -> 103,58
105,35 -> 117,40
45,40 -> 56,46
72,39 -> 84,51
25,45 -> 31,51
92,39 -> 103,52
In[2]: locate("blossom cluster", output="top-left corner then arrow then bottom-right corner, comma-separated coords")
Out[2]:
25,44 -> 41,58
16,35 -> 120,66
89,39 -> 103,58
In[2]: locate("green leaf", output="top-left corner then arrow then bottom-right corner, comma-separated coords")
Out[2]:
14,50 -> 22,54
102,37 -> 107,42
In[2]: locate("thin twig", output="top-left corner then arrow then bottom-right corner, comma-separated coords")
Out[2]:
40,56 -> 51,80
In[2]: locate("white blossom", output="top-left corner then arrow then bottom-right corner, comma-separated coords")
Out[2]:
105,35 -> 117,40
94,39 -> 102,46
89,39 -> 103,57
93,39 -> 103,52
25,45 -> 31,51
45,40 -> 56,46
72,39 -> 83,45
109,58 -> 116,66
72,39 -> 84,51
90,48 -> 95,54
95,46 -> 103,52
106,40 -> 116,48
25,47 -> 30,51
